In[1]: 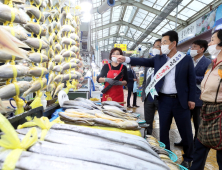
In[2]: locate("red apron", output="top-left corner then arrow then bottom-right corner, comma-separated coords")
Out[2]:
102,63 -> 124,105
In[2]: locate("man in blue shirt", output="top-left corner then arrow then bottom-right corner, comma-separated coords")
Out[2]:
114,31 -> 196,169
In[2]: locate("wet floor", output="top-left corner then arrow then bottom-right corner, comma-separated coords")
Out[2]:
124,90 -> 218,170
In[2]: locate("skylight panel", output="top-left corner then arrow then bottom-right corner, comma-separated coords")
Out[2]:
187,1 -> 206,11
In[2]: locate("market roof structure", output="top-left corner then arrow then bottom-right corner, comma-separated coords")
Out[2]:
90,0 -> 219,52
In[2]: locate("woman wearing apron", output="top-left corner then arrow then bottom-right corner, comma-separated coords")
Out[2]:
97,48 -> 128,105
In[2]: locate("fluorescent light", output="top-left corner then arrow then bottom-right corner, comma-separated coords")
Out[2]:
82,12 -> 91,22
80,2 -> 92,12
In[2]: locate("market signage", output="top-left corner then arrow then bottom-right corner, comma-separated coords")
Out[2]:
178,22 -> 196,45
114,44 -> 127,51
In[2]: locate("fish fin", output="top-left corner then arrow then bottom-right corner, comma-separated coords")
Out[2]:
0,98 -> 7,113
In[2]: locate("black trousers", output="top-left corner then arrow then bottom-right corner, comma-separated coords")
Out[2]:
144,97 -> 158,135
191,140 -> 222,170
190,106 -> 201,141
158,95 -> 194,162
127,87 -> 137,106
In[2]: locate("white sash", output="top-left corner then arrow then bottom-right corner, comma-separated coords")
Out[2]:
145,51 -> 186,99
146,68 -> 154,80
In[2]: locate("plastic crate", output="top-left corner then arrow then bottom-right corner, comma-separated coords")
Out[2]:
178,164 -> 188,170
158,141 -> 166,149
164,149 -> 178,162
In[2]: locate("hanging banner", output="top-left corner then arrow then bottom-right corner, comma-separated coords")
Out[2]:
213,4 -> 222,30
195,9 -> 216,36
114,44 -> 127,51
178,22 -> 196,44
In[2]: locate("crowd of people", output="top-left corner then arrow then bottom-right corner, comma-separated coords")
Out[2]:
97,29 -> 222,169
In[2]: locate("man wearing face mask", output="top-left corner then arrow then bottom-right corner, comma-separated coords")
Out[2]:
142,39 -> 161,135
175,40 -> 211,147
113,30 -> 196,169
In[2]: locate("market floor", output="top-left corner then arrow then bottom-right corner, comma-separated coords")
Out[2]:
124,90 -> 218,170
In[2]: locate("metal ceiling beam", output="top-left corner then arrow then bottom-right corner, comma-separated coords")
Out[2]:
92,0 -> 186,25
130,0 -> 183,50
91,20 -> 162,39
92,33 -> 134,43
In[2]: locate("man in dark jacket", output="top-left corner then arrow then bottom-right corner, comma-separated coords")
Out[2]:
142,39 -> 161,135
127,66 -> 139,108
175,40 -> 211,146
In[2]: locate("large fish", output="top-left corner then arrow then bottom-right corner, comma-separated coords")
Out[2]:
0,65 -> 29,78
0,50 -> 30,62
52,65 -> 63,72
23,78 -> 47,97
25,6 -> 45,22
24,38 -> 48,49
1,26 -> 28,41
28,67 -> 48,77
74,98 -> 100,109
62,50 -> 76,58
53,83 -> 64,98
54,54 -> 64,63
62,63 -> 77,70
0,149 -> 123,170
63,101 -> 94,110
102,101 -> 125,108
24,23 -> 47,36
0,4 -> 27,24
29,53 -> 48,63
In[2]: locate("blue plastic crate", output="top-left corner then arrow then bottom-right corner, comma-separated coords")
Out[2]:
158,141 -> 166,149
178,164 -> 188,170
164,149 -> 178,162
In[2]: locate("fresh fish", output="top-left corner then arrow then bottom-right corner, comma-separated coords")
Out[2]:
47,84 -> 56,95
24,23 -> 47,36
70,58 -> 80,64
74,98 -> 100,109
54,44 -> 62,53
0,149 -> 123,170
103,105 -> 125,114
25,140 -> 168,170
0,65 -> 29,78
48,48 -> 54,58
54,54 -> 64,63
63,74 -> 77,81
61,37 -> 76,46
47,72 -> 55,85
62,63 -> 77,70
25,6 -> 45,22
70,45 -> 79,53
28,67 -> 48,77
1,26 -> 28,41
24,38 -> 48,49
48,59 -> 54,71
23,78 -> 47,97
60,49 -> 67,55
0,50 -> 30,62
70,33 -> 79,41
62,50 -> 76,58
53,75 -> 64,83
53,83 -> 64,98
63,101 -> 95,110
61,25 -> 75,34
0,81 -> 31,99
0,4 -> 27,24
43,11 -> 51,20
29,53 -> 48,63
102,101 -> 125,108
52,65 -> 63,72
33,0 -> 46,8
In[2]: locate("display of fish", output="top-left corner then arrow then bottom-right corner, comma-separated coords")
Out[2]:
47,72 -> 55,85
1,26 -> 28,41
0,65 -> 29,78
48,59 -> 54,71
53,83 -> 64,97
24,23 -> 47,36
62,63 -> 77,70
47,84 -> 56,96
0,50 -> 30,62
25,6 -> 45,22
23,78 -> 47,97
62,50 -> 76,58
48,48 -> 54,58
0,5 -> 27,24
102,101 -> 125,108
61,25 -> 75,34
54,54 -> 64,63
29,53 -> 48,63
70,33 -> 79,41
60,49 -> 67,55
53,74 -> 64,83
70,58 -> 80,64
52,65 -> 63,72
43,11 -> 51,20
24,38 -> 48,49
74,98 -> 100,109
63,74 -> 77,81
28,67 -> 48,77
41,37 -> 49,45
61,37 -> 76,46
55,44 -> 62,53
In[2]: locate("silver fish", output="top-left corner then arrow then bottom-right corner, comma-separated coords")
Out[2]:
1,26 -> 27,41
53,75 -> 64,83
70,58 -> 80,64
47,72 -> 55,85
29,53 -> 48,63
70,45 -> 79,53
70,33 -> 79,41
62,63 -> 77,70
25,6 -> 45,22
63,101 -> 94,110
62,50 -> 76,58
53,83 -> 64,98
48,60 -> 54,71
24,23 -> 47,36
54,54 -> 64,63
24,38 -> 48,49
61,37 -> 76,46
63,74 -> 77,81
60,49 -> 67,55
28,67 -> 48,77
61,25 -> 75,34
52,65 -> 63,72
0,65 -> 29,78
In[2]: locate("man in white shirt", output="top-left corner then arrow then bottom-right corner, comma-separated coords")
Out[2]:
113,31 -> 196,169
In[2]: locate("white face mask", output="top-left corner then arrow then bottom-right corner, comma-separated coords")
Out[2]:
190,50 -> 198,58
152,48 -> 160,56
111,57 -> 117,63
161,44 -> 172,55
208,44 -> 221,57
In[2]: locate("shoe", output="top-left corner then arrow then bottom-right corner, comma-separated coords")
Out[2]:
174,140 -> 183,146
180,161 -> 191,169
127,106 -> 133,108
133,105 -> 140,108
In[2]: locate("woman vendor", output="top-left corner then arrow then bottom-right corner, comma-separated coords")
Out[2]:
191,29 -> 222,169
97,48 -> 128,104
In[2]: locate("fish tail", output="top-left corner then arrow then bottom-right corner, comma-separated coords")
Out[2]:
0,98 -> 7,113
